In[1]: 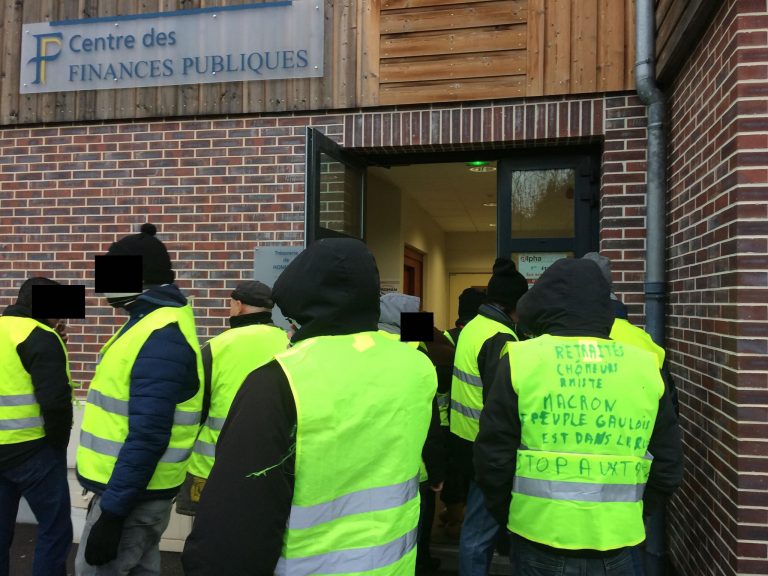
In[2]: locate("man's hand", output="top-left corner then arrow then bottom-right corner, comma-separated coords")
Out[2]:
85,509 -> 125,566
429,481 -> 444,493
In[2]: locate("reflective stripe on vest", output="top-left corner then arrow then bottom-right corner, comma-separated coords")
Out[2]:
288,475 -> 420,530
275,527 -> 418,576
276,332 -> 436,575
506,335 -> 663,551
87,389 -> 201,425
449,314 -> 516,442
77,305 -> 203,491
80,430 -> 191,463
187,324 -> 288,479
0,317 -> 71,445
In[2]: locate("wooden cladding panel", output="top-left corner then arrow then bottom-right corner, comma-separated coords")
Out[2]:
655,0 -> 720,84
380,1 -> 525,34
380,0 -> 527,106
380,25 -> 526,59
380,51 -> 526,83
380,75 -> 525,105
528,0 -> 635,97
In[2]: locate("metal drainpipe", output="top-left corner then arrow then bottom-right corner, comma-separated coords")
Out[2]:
635,0 -> 667,347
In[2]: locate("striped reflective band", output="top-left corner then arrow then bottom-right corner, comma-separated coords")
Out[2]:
436,394 -> 449,407
193,439 -> 216,458
203,416 -> 226,431
80,430 -> 191,463
275,527 -> 417,575
513,476 -> 646,503
87,389 -> 201,426
0,416 -> 43,430
0,394 -> 37,407
288,475 -> 420,530
453,366 -> 483,387
451,399 -> 482,420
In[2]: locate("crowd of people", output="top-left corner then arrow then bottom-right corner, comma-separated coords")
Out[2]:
0,223 -> 683,576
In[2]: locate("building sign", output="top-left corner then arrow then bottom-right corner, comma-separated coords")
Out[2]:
20,2 -> 323,94
516,253 -> 570,285
253,246 -> 302,330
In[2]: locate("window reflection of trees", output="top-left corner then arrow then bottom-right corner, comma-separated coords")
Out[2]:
510,169 -> 574,237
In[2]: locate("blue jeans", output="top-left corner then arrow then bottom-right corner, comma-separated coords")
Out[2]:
459,480 -> 499,576
511,533 -> 639,576
0,445 -> 73,576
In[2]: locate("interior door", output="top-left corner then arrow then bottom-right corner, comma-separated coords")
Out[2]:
496,154 -> 599,284
305,127 -> 367,245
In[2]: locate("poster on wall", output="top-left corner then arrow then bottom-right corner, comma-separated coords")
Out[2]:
20,1 -> 324,94
253,246 -> 302,330
516,253 -> 569,286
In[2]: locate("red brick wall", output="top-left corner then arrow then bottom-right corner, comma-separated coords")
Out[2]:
0,95 -> 648,387
666,1 -> 768,574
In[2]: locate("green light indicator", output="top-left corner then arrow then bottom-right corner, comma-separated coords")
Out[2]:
466,161 -> 489,167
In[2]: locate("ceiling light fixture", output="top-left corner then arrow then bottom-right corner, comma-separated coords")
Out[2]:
483,202 -> 497,207
488,223 -> 496,227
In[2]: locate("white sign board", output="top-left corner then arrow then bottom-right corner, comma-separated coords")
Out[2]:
20,1 -> 323,94
253,246 -> 302,330
517,253 -> 569,285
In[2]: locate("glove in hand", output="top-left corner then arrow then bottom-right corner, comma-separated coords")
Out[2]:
85,509 -> 125,566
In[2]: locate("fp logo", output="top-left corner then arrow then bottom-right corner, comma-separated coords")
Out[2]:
28,32 -> 63,85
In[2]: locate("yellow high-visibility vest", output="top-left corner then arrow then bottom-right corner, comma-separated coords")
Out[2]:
188,324 -> 288,479
506,335 -> 663,550
0,317 -> 71,445
275,332 -> 436,575
77,306 -> 203,490
450,314 -> 517,441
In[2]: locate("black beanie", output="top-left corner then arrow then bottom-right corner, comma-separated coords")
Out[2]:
107,223 -> 175,285
486,258 -> 529,311
457,287 -> 485,325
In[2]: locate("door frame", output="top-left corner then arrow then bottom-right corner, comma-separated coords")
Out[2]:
304,127 -> 368,246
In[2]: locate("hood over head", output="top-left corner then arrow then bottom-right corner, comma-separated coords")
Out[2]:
272,238 -> 380,342
516,258 -> 613,338
378,292 -> 421,334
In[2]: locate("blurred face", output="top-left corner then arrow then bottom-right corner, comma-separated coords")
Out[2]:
229,298 -> 242,317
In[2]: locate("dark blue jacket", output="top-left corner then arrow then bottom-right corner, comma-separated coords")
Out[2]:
78,285 -> 200,517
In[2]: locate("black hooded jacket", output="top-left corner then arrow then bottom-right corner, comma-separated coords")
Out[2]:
474,259 -> 683,552
182,239 -> 392,576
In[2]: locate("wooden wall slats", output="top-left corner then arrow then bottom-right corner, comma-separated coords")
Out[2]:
624,0 -> 635,88
526,0 -> 545,96
543,0 -> 571,94
380,75 -> 525,105
382,0 -> 493,10
1,0 -> 22,123
571,0 -> 597,93
359,0 -> 380,106
381,50 -> 526,83
656,0 -> 686,62
656,0 -> 720,84
380,1 -> 525,35
597,0 -> 626,92
381,25 -> 526,59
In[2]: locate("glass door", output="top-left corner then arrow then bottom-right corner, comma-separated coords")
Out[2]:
305,127 -> 367,245
496,154 -> 599,284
